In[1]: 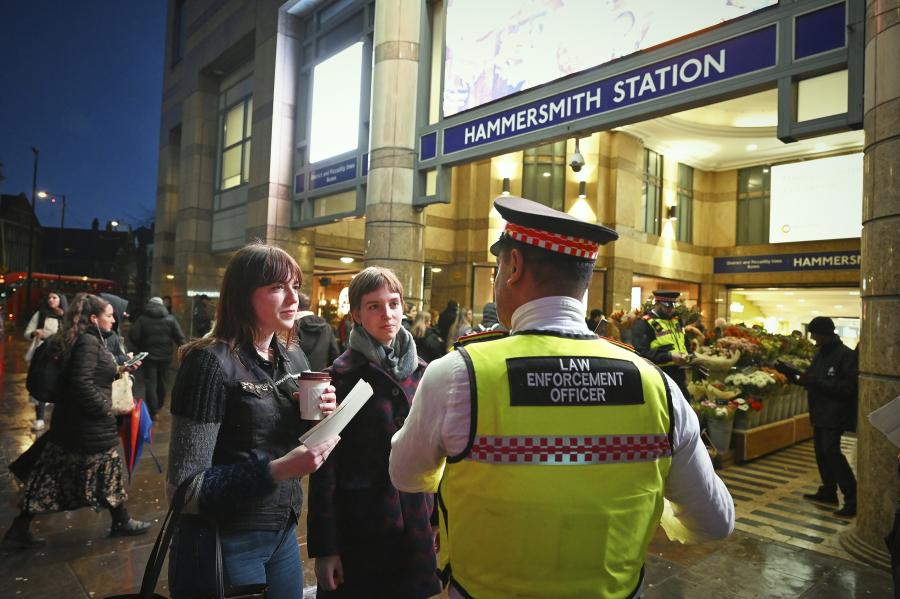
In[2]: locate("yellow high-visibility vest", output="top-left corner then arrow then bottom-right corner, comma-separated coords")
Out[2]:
644,315 -> 687,367
439,332 -> 672,598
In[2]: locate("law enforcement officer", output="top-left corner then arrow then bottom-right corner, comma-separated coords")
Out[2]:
632,290 -> 691,398
389,197 -> 734,599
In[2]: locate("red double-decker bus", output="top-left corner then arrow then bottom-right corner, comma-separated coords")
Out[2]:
0,272 -> 115,329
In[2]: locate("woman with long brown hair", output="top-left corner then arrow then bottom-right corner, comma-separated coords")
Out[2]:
166,242 -> 340,598
3,293 -> 150,549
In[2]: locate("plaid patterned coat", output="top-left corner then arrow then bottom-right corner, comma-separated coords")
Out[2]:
308,348 -> 441,598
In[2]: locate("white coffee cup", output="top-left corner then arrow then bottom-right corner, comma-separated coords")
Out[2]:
298,371 -> 331,420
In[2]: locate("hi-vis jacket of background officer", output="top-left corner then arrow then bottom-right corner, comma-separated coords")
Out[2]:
389,297 -> 735,599
632,312 -> 687,368
439,332 -> 672,598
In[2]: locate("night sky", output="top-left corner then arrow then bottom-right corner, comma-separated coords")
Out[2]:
1,2 -> 167,230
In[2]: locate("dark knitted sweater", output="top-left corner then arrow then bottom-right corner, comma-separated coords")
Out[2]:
167,339 -> 310,530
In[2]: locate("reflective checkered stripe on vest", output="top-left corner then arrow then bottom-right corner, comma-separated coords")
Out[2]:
438,333 -> 672,599
646,316 -> 687,367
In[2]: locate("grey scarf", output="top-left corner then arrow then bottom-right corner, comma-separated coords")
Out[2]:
349,324 -> 418,381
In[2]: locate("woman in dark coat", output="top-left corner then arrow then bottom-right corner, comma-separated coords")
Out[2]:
309,266 -> 441,598
411,311 -> 444,363
2,293 -> 150,549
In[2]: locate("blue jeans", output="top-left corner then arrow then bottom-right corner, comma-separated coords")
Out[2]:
221,525 -> 302,598
170,518 -> 302,599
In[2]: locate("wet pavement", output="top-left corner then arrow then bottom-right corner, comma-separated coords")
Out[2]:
0,333 -> 894,598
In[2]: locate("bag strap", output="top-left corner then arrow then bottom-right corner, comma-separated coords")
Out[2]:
137,474 -> 199,599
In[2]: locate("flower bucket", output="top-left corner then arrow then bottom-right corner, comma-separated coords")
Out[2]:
734,410 -> 750,430
707,417 -> 735,453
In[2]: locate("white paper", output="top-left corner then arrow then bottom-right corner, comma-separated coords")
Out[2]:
867,395 -> 900,449
298,379 -> 374,447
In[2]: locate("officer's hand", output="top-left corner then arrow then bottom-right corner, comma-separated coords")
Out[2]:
315,555 -> 344,591
671,352 -> 687,365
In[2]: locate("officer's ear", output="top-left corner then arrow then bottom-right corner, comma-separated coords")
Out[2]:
507,247 -> 525,286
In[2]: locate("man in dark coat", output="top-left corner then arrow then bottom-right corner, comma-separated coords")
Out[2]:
127,297 -> 186,419
797,316 -> 858,517
437,300 -> 459,343
192,294 -> 212,338
295,293 -> 340,372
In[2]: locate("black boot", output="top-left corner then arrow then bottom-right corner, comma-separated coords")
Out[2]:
109,503 -> 152,537
1,514 -> 46,549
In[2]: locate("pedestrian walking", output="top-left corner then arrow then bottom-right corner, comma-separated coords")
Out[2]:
2,293 -> 151,549
24,290 -> 67,431
295,292 -> 340,371
390,196 -> 734,599
166,242 -> 339,599
309,266 -> 441,598
797,316 -> 859,517
127,296 -> 186,419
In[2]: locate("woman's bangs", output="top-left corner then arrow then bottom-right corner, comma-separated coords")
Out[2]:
257,248 -> 302,287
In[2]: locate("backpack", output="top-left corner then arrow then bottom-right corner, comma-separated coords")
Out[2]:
26,335 -> 68,403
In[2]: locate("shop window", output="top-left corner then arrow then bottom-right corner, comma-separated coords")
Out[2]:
676,163 -> 693,243
737,165 -> 770,245
522,141 -> 566,211
641,149 -> 663,235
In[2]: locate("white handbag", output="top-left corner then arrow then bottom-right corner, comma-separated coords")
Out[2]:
111,373 -> 135,416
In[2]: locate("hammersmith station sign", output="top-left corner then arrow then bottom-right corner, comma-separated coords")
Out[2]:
438,25 -> 776,156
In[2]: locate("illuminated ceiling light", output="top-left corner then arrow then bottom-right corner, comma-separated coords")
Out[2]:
849,290 -> 859,295
762,168 -> 769,173
784,291 -> 795,296
37,191 -> 49,198
431,267 -> 442,273
715,298 -> 724,302
165,273 -> 175,280
767,287 -> 778,290
745,143 -> 758,151
834,304 -> 844,309
81,275 -> 88,281
339,256 -> 354,264
542,172 -> 551,178
730,302 -> 744,313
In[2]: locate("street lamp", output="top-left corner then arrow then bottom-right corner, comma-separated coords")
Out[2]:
37,191 -> 67,279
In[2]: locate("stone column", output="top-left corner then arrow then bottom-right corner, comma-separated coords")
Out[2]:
364,0 -> 425,306
841,0 -> 900,568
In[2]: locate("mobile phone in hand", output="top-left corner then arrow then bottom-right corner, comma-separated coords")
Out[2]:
124,352 -> 150,368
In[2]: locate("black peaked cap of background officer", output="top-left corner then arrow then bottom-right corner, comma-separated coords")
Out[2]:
653,291 -> 680,303
490,196 -> 618,260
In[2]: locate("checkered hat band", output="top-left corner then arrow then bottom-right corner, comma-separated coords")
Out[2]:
467,434 -> 672,465
504,222 -> 600,260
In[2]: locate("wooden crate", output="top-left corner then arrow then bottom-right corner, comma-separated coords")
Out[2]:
732,413 -> 814,462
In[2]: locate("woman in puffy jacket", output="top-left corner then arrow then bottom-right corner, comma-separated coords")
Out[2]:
24,291 -> 67,430
2,293 -> 150,549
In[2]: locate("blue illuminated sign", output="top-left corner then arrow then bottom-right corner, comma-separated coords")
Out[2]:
309,157 -> 357,191
437,25 -> 777,156
714,250 -> 860,274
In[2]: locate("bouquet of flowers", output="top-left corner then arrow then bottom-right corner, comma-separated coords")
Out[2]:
724,370 -> 777,396
693,346 -> 741,371
697,397 -> 749,420
706,381 -> 742,401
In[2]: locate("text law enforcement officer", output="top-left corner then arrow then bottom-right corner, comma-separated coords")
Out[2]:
632,290 -> 691,397
389,197 -> 734,599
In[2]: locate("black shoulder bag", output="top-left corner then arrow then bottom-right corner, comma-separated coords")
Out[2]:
105,475 -> 267,599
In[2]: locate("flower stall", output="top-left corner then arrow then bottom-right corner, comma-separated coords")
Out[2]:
688,324 -> 816,462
